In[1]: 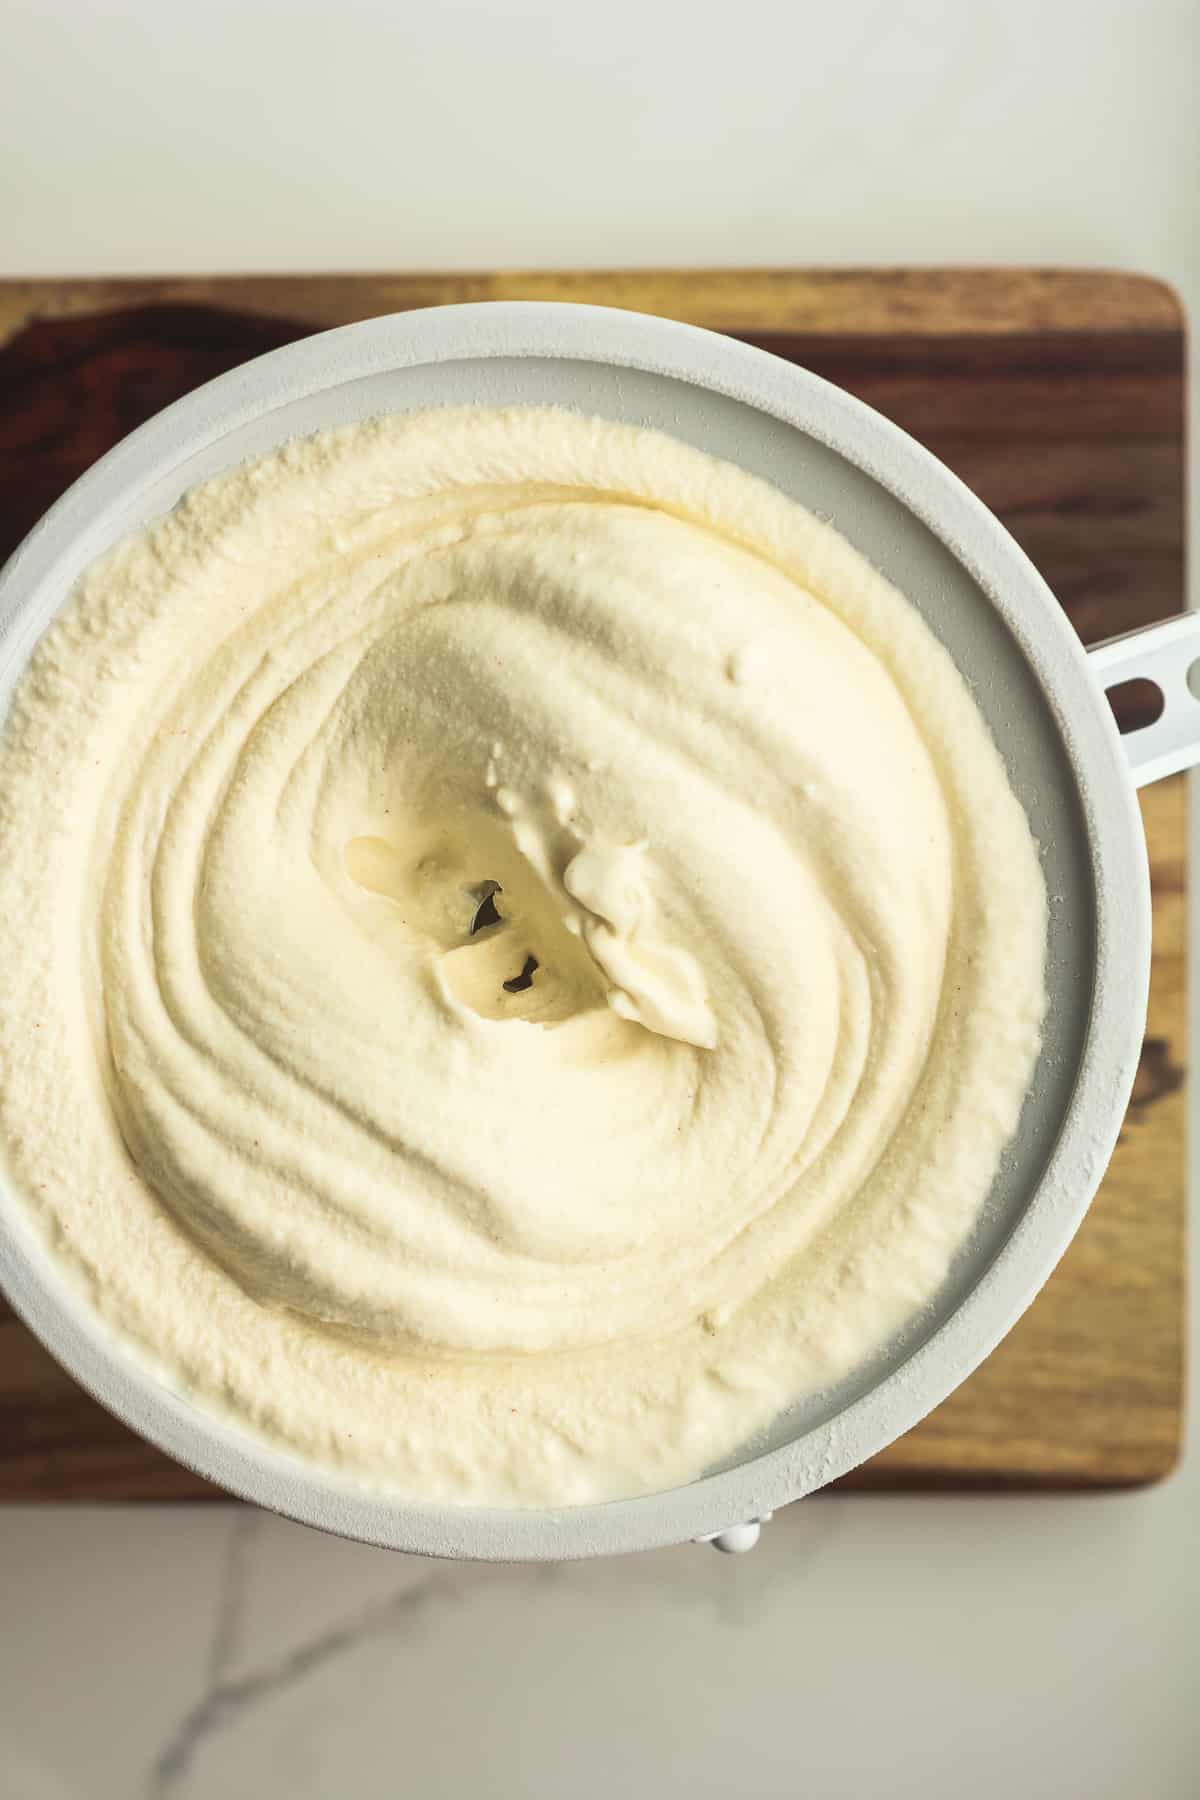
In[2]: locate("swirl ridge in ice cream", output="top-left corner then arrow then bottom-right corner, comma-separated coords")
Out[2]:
0,408 -> 1046,1504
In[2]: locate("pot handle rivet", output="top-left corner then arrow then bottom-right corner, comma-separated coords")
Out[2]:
696,1513 -> 773,1553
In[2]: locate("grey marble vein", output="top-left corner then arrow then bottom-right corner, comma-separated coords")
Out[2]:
204,1509 -> 258,1690
147,1525 -> 452,1798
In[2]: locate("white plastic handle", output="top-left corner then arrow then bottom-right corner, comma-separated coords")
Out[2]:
1088,614 -> 1200,787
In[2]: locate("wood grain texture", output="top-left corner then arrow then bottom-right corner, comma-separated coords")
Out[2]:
0,267 -> 1182,345
0,270 -> 1185,1500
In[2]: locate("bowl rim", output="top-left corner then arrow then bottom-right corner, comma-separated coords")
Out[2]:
0,301 -> 1150,1558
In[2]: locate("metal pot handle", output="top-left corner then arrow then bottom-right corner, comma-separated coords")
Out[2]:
1089,614 -> 1200,787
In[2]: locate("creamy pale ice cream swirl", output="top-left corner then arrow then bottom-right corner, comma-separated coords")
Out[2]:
0,408 -> 1046,1504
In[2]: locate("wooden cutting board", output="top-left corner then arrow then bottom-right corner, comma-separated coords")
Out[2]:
0,269 -> 1185,1499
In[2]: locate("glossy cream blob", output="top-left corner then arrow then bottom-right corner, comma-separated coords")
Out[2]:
0,407 -> 1046,1505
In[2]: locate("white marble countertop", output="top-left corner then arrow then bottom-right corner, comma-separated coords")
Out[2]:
2,2 -> 1197,1795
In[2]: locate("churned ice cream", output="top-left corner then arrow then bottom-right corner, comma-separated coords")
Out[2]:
0,407 -> 1046,1505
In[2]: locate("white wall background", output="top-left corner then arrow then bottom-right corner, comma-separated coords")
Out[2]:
3,0 -> 1197,281
1,3 -> 1197,1797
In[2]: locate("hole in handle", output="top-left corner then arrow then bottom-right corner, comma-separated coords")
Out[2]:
1104,677 -> 1164,735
